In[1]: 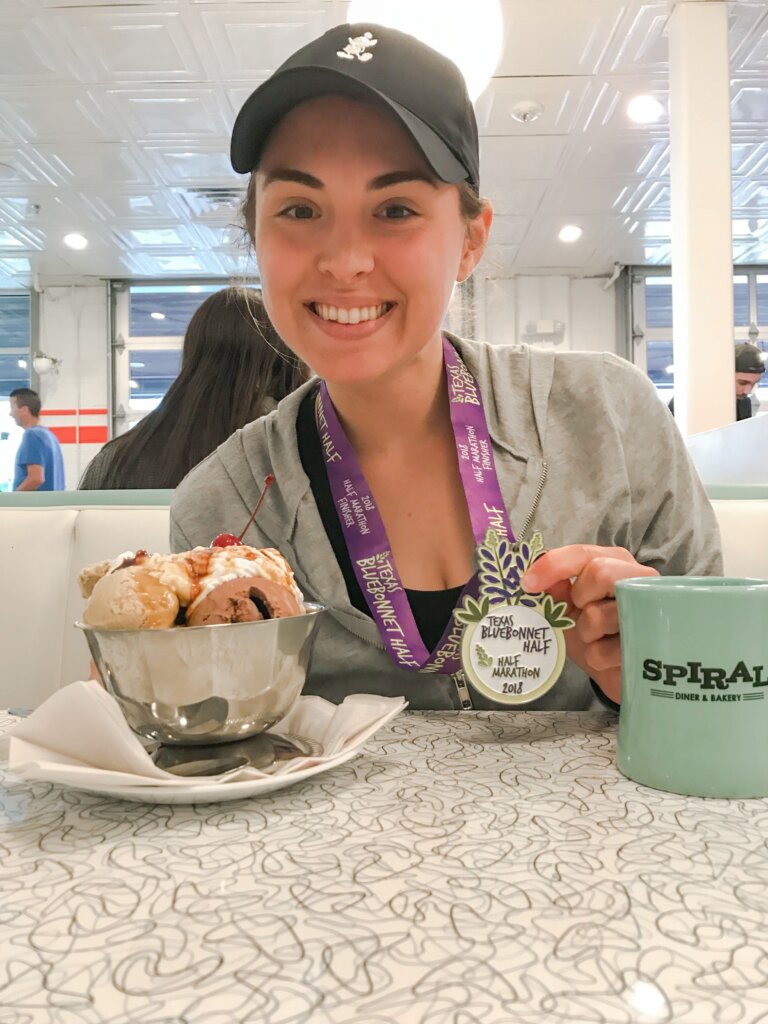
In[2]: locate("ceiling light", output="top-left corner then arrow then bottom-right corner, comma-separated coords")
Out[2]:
150,311 -> 166,321
510,100 -> 544,124
347,0 -> 503,100
17,359 -> 27,369
63,232 -> 88,250
188,285 -> 201,293
130,361 -> 146,369
129,380 -> 139,390
558,225 -> 582,243
627,95 -> 664,125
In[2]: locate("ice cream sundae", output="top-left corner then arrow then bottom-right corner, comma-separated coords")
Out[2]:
79,544 -> 305,630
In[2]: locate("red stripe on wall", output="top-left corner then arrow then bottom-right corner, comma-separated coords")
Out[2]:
40,408 -> 108,417
50,426 -> 76,444
48,426 -> 108,445
78,426 -> 108,444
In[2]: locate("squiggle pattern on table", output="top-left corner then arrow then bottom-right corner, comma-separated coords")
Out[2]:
1,709 -> 768,1023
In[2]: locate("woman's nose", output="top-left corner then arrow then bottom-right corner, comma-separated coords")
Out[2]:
316,225 -> 374,283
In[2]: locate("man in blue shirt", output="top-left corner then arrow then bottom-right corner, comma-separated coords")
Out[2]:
9,388 -> 65,491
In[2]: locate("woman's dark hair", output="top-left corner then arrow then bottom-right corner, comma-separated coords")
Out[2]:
80,287 -> 309,490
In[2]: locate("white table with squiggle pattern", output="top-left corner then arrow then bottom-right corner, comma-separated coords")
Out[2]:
1,708 -> 767,1024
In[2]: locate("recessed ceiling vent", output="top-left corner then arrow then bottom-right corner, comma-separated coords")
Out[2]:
179,187 -> 245,216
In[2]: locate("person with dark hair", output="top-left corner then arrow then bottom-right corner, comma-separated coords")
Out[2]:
9,387 -> 65,491
669,341 -> 766,420
171,23 -> 722,711
79,287 -> 308,490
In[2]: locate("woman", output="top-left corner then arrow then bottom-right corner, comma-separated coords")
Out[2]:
170,24 -> 722,710
80,287 -> 308,490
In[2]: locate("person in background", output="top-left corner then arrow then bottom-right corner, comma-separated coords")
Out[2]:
171,23 -> 722,711
9,388 -> 65,491
79,287 -> 309,490
669,342 -> 766,420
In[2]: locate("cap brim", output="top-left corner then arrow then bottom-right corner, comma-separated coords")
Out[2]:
230,66 -> 468,185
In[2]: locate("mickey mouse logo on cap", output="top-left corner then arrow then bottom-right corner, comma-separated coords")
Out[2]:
337,31 -> 378,62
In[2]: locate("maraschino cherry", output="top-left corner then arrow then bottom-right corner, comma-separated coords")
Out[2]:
210,474 -> 275,548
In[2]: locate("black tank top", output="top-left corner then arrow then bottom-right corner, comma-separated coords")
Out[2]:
296,388 -> 462,652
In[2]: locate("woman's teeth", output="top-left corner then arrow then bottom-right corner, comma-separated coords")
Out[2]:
312,302 -> 391,324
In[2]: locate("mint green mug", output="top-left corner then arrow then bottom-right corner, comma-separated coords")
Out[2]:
615,577 -> 768,798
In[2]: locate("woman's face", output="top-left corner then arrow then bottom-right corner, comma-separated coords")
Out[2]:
253,95 -> 490,388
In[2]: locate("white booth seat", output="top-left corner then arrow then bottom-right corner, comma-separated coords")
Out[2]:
1,503 -> 170,709
0,498 -> 765,710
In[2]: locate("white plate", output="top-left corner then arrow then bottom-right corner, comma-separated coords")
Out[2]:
55,746 -> 362,804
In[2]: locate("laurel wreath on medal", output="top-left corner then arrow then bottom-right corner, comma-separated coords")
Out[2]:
454,529 -> 575,631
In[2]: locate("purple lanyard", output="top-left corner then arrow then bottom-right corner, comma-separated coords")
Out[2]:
317,337 -> 515,674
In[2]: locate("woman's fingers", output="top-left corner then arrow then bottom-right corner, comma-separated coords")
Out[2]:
570,556 -> 658,610
576,599 -> 619,645
522,544 -> 637,595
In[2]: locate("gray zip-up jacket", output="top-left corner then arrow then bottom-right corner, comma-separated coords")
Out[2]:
170,337 -> 723,711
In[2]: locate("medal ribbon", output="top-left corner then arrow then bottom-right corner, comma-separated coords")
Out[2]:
318,337 -> 515,674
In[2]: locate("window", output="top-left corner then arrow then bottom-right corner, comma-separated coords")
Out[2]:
0,291 -> 32,491
630,268 -> 768,414
111,282 -> 225,436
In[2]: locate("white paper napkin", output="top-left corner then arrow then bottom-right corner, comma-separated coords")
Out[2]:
3,680 -> 406,789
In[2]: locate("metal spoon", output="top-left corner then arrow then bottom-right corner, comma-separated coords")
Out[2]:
158,754 -> 250,778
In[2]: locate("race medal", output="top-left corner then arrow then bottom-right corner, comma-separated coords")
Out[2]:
456,530 -> 574,705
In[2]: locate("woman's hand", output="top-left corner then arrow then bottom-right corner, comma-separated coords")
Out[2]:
521,545 -> 659,704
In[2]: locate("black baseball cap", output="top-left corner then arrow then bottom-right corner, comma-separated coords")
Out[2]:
735,343 -> 766,375
230,23 -> 480,191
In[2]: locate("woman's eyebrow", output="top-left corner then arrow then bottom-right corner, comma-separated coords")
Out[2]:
368,171 -> 439,190
261,168 -> 438,191
262,168 -> 323,189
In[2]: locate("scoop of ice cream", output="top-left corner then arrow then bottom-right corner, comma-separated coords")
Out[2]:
185,545 -> 304,615
83,566 -> 180,630
186,576 -> 302,627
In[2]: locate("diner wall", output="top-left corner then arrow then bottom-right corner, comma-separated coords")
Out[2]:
36,277 -> 618,488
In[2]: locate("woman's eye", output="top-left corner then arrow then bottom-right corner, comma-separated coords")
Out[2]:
281,205 -> 316,220
380,203 -> 416,220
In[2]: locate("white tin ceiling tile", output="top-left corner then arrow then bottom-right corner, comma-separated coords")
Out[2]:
483,180 -> 547,218
49,9 -> 205,83
543,177 -> 630,217
562,136 -> 669,179
603,3 -> 668,74
475,77 -> 590,136
617,179 -> 671,216
144,146 -> 240,184
577,77 -> 668,133
733,179 -> 768,211
480,136 -> 566,187
496,0 -> 626,77
175,184 -> 245,220
215,249 -> 258,277
104,87 -> 231,140
32,143 -> 150,185
732,139 -> 768,176
0,147 -> 62,185
729,5 -> 768,72
488,216 -> 528,247
0,89 -> 119,143
193,223 -> 244,249
0,225 -> 44,250
0,14 -> 79,82
731,84 -> 768,129
198,6 -> 330,80
110,223 -> 200,252
77,190 -> 185,222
